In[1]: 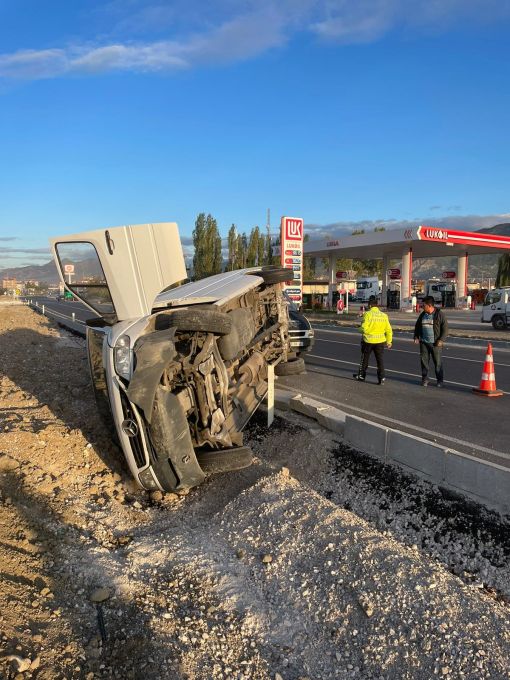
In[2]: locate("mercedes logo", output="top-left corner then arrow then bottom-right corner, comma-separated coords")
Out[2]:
121,419 -> 139,437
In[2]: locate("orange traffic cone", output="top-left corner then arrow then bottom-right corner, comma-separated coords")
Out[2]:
473,343 -> 503,397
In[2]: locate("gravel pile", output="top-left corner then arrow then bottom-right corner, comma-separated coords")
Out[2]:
245,411 -> 510,604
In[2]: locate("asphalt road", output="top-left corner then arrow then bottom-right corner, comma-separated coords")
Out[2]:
28,296 -> 92,334
29,296 -> 510,468
279,325 -> 510,469
322,305 -> 501,332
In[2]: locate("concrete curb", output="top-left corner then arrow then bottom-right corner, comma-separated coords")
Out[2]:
276,388 -> 510,515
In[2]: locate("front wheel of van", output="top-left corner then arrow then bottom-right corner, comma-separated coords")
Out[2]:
492,315 -> 507,331
196,446 -> 253,474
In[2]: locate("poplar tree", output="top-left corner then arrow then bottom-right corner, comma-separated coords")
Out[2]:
257,230 -> 266,266
192,213 -> 207,279
265,225 -> 273,265
496,254 -> 510,287
235,233 -> 246,269
205,214 -> 222,275
246,226 -> 260,267
227,224 -> 237,270
193,213 -> 223,278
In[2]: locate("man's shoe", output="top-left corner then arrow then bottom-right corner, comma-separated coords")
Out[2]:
378,378 -> 386,385
436,382 -> 444,388
421,379 -> 429,387
353,374 -> 365,381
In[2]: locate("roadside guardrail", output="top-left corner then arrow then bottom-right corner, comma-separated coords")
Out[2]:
26,299 -> 86,337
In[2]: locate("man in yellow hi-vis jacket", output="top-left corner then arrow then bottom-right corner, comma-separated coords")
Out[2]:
353,297 -> 393,384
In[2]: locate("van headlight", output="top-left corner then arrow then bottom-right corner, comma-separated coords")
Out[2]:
114,335 -> 132,379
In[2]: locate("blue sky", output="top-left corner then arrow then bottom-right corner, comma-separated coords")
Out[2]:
1,0 -> 510,269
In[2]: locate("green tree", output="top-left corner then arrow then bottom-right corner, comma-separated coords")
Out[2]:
192,212 -> 207,279
193,213 -> 222,279
246,226 -> 260,267
264,225 -> 273,265
303,256 -> 316,280
335,257 -> 353,274
206,214 -> 222,275
227,224 -> 237,271
234,233 -> 248,269
257,229 -> 266,266
496,254 -> 510,287
270,234 -> 281,266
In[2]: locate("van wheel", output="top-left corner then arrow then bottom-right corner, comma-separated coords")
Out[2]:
275,357 -> 306,376
492,315 -> 507,331
166,308 -> 232,335
196,446 -> 253,474
250,267 -> 292,285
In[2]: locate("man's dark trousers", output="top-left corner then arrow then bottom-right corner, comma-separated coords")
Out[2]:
420,342 -> 443,382
358,341 -> 386,381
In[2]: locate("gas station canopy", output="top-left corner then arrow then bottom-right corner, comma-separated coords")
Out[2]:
304,225 -> 510,309
305,225 -> 510,259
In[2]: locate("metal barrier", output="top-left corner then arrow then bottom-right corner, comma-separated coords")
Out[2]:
27,299 -> 86,328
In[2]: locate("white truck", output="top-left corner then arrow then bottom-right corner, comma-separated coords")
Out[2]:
481,287 -> 510,330
417,278 -> 456,306
354,277 -> 381,303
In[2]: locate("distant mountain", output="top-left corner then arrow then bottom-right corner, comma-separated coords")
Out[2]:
0,259 -> 60,284
0,256 -> 106,285
412,222 -> 510,281
476,222 -> 510,236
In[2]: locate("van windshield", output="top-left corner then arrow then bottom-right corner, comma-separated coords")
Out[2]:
357,282 -> 369,289
55,242 -> 116,318
484,291 -> 501,305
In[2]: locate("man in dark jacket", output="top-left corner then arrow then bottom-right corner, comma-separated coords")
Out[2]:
414,296 -> 449,387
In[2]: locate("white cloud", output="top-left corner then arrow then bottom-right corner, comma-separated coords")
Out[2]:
0,5 -> 288,79
0,1 -> 509,80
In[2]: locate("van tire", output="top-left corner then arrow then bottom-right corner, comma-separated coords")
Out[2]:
166,308 -> 232,335
250,267 -> 292,285
275,357 -> 306,376
196,446 -> 253,474
492,315 -> 507,331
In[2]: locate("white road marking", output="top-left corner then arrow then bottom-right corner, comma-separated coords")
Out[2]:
314,337 -> 510,367
281,383 -> 510,463
306,353 -> 510,394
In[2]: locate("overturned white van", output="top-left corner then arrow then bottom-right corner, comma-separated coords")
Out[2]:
50,223 -> 304,491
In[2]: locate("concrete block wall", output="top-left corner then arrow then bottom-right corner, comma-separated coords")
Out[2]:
344,415 -> 388,461
276,391 -> 510,515
386,430 -> 446,481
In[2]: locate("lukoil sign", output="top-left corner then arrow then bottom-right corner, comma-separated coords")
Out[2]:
280,217 -> 304,302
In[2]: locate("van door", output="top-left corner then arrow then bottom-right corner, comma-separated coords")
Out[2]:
482,290 -> 503,322
50,223 -> 187,321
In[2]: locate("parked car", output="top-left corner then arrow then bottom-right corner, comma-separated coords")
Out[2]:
50,222 -> 304,492
283,291 -> 314,360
